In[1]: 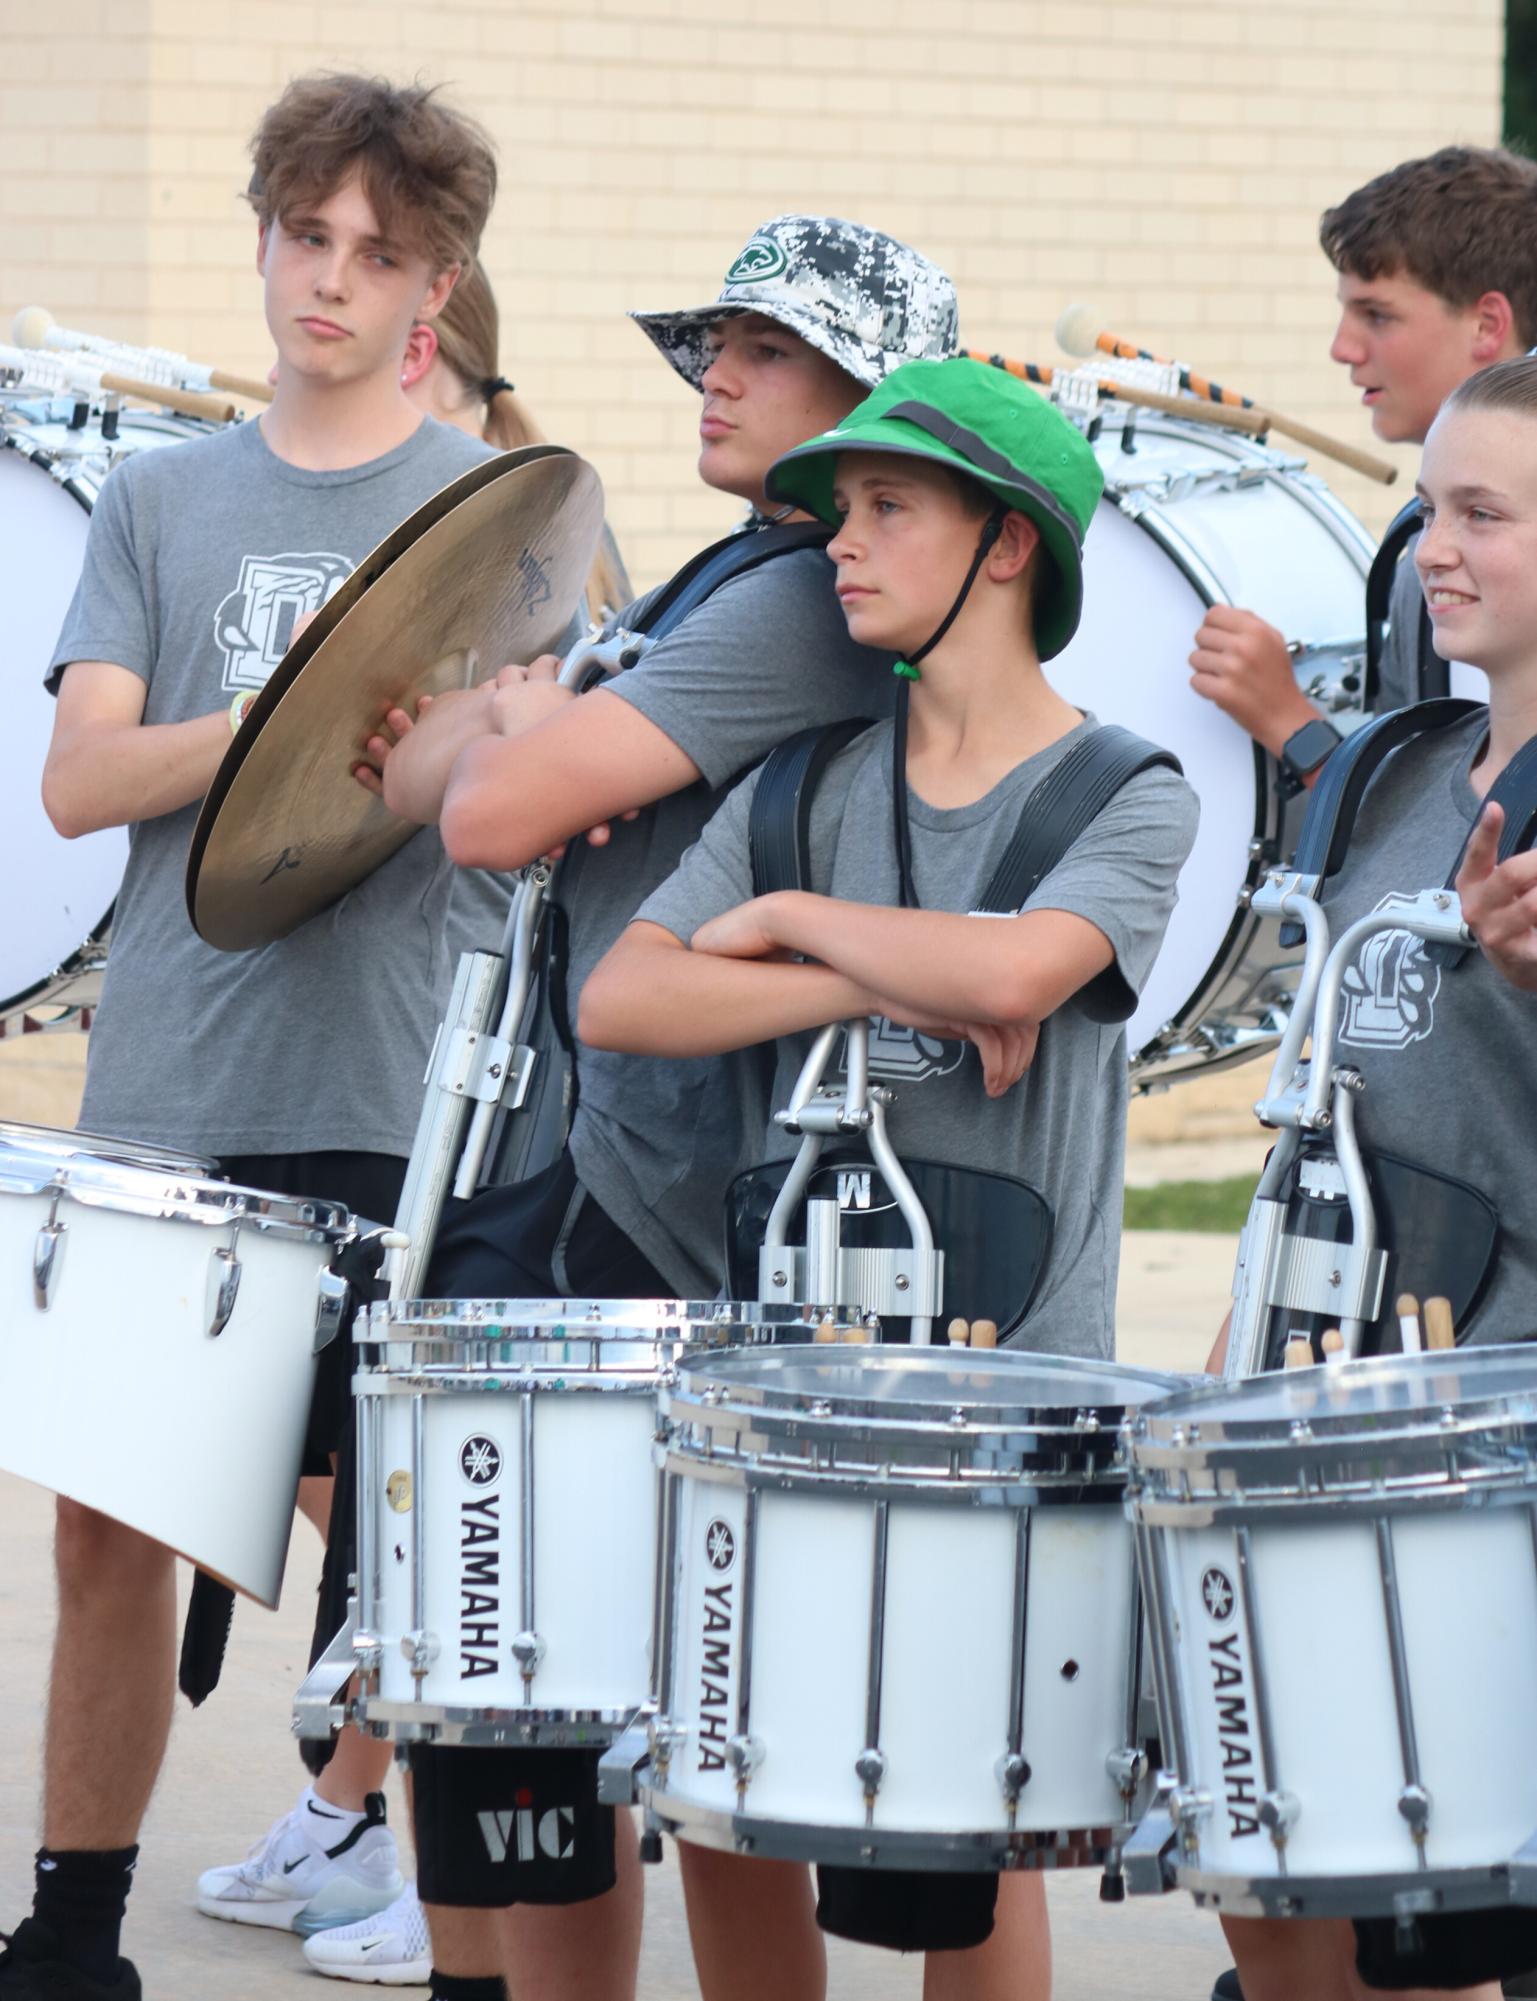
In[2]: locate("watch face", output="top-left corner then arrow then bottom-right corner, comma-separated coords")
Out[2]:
1284,720 -> 1342,776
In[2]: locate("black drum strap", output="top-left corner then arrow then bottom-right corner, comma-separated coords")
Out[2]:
749,719 -> 879,899
1278,698 -> 1483,946
1365,498 -> 1438,704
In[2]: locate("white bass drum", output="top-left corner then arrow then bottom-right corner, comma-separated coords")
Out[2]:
1047,412 -> 1376,1086
0,397 -> 216,1027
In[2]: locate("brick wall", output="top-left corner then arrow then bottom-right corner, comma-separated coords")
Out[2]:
1,0 -> 1504,586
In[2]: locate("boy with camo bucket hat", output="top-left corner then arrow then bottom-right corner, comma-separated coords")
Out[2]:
630,211 -> 959,391
580,356 -> 1198,2001
363,221 -> 956,1997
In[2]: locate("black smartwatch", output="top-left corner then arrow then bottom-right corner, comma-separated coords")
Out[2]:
1278,717 -> 1343,796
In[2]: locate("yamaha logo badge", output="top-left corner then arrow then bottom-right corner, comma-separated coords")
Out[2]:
705,1519 -> 737,1572
1201,1566 -> 1235,1622
460,1435 -> 503,1487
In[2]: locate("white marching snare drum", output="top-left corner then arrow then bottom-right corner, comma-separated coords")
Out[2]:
0,398 -> 216,1025
1048,413 -> 1376,1084
1125,1350 -> 1537,1920
352,1299 -> 861,1746
0,1124 -> 353,1605
643,1346 -> 1181,1871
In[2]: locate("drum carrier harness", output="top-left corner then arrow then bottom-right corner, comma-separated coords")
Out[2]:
1224,698 -> 1537,1378
723,718 -> 1180,1344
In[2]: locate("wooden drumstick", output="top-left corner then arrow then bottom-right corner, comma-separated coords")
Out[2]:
813,1317 -> 838,1343
1424,1297 -> 1456,1351
964,352 -> 1269,436
947,1317 -> 971,1346
1283,1334 -> 1313,1369
98,369 -> 235,423
1396,1293 -> 1423,1356
970,1320 -> 998,1350
1321,1328 -> 1346,1364
1046,309 -> 1399,486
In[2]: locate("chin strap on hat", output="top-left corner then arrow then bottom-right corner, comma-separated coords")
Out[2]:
892,504 -> 1008,907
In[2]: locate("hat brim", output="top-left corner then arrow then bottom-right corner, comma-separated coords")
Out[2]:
766,416 -> 1089,659
628,301 -> 898,393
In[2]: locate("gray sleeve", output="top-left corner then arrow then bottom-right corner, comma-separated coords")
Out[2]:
1024,765 -> 1201,1023
47,462 -> 153,693
632,766 -> 763,943
606,548 -> 877,788
1374,535 -> 1424,715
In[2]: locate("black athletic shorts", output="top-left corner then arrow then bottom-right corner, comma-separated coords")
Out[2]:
815,1864 -> 999,1953
410,1151 -> 671,1907
219,1149 -> 406,1476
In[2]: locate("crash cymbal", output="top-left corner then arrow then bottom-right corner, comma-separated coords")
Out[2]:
187,445 -> 604,950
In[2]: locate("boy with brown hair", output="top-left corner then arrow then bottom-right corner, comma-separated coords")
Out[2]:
2,73 -> 498,2001
1189,144 -> 1536,786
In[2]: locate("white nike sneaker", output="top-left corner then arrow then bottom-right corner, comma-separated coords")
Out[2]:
303,1882 -> 431,1984
196,1786 -> 403,1936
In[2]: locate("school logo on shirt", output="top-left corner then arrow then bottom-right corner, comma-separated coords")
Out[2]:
855,1017 -> 969,1085
1337,892 -> 1443,1053
213,551 -> 353,691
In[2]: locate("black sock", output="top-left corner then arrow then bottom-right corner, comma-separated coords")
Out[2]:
32,1846 -> 138,1981
428,1977 -> 506,2001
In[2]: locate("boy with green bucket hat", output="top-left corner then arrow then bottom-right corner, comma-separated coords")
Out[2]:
579,354 -> 1199,1996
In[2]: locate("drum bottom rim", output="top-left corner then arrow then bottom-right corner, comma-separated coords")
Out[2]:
639,1792 -> 1137,1872
355,1694 -> 639,1748
1175,1858 -> 1537,1921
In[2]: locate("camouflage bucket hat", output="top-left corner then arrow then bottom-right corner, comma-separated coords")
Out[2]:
766,356 -> 1105,659
629,214 -> 959,391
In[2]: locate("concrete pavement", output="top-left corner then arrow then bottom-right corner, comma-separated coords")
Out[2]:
0,1231 -> 1240,1997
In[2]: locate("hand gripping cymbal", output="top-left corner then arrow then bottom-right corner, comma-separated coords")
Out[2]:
186,445 -> 604,951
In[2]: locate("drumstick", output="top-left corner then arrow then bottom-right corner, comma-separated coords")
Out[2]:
13,306 -> 273,405
1424,1297 -> 1456,1351
813,1317 -> 838,1343
970,1319 -> 998,1349
963,352 -> 1269,436
1320,1327 -> 1346,1364
947,1317 -> 971,1346
1283,1334 -> 1313,1369
1050,305 -> 1398,487
1396,1293 -> 1423,1356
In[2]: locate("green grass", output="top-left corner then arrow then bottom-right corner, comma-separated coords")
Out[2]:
1123,1175 -> 1256,1233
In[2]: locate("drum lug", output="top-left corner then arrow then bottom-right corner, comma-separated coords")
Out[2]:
728,1734 -> 766,1790
853,1745 -> 886,1802
205,1243 -> 242,1338
1170,1783 -> 1213,1856
995,1750 -> 1032,1803
1106,1744 -> 1148,1803
512,1630 -> 546,1685
32,1218 -> 65,1310
401,1627 -> 440,1680
1397,1782 -> 1432,1842
1258,1787 -> 1301,1848
351,1629 -> 384,1678
648,1714 -> 686,1776
313,1266 -> 349,1354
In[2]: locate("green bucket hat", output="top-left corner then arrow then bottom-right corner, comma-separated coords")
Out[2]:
765,355 -> 1104,659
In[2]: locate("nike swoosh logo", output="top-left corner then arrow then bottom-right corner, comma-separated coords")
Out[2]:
358,1942 -> 385,1955
282,1858 -> 307,1875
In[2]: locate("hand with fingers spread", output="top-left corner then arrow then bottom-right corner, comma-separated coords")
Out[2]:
353,692 -> 436,798
1455,798 -> 1537,992
1189,606 -> 1320,757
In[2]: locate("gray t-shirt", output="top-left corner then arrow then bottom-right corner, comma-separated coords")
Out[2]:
560,540 -> 895,1297
1324,712 -> 1537,1344
49,414 -> 497,1158
636,716 -> 1200,1357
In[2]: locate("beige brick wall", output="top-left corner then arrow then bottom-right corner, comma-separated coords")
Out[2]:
0,1 -> 1505,1142
1,0 -> 1504,585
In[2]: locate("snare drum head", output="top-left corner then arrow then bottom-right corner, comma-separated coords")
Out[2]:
1046,419 -> 1373,1057
1147,1345 -> 1537,1436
